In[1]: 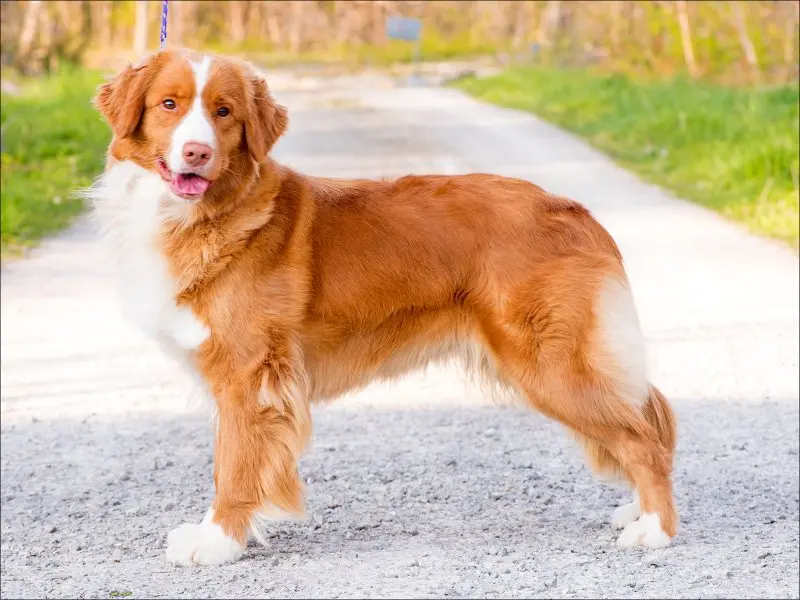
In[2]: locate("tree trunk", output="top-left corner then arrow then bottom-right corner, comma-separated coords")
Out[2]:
56,0 -> 91,63
89,0 -> 112,50
288,1 -> 304,54
247,1 -> 264,42
39,3 -> 54,73
539,0 -> 562,49
730,1 -> 760,82
785,0 -> 800,66
134,0 -> 149,55
369,0 -> 386,46
675,0 -> 699,78
609,0 -> 623,53
511,1 -> 527,50
230,1 -> 246,46
17,0 -> 43,65
172,0 -> 197,48
266,8 -> 283,49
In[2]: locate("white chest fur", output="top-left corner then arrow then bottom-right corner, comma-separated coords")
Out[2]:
90,161 -> 210,352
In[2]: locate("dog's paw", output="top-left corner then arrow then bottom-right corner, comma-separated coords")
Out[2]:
616,512 -> 671,549
166,516 -> 245,566
611,499 -> 641,529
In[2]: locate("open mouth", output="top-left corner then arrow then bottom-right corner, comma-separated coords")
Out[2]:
157,158 -> 211,201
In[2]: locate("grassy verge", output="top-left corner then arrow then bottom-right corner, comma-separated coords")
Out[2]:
454,67 -> 799,248
1,68 -> 108,257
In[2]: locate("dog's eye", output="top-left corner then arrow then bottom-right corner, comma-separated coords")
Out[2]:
162,99 -> 177,111
216,106 -> 230,118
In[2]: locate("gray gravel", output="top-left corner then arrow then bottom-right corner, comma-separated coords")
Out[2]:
2,71 -> 798,599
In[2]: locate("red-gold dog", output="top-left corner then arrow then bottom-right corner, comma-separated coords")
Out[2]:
89,50 -> 677,566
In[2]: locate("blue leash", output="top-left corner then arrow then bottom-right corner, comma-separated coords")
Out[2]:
160,0 -> 169,51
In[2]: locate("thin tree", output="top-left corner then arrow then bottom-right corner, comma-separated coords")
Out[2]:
134,0 -> 149,56
730,1 -> 761,83
16,0 -> 43,72
675,0 -> 699,78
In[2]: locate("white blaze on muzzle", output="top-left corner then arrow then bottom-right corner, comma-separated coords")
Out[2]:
167,56 -> 217,176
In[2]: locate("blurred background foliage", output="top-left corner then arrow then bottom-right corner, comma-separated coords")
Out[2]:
0,1 -> 797,84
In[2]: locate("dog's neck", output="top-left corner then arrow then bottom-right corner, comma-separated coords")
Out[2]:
163,158 -> 288,300
91,154 -> 300,312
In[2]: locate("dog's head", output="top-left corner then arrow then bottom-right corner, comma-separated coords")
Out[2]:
94,50 -> 287,205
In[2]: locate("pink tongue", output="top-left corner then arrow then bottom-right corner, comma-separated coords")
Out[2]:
173,173 -> 210,196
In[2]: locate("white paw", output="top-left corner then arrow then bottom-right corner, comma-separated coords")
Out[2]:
617,512 -> 672,549
166,511 -> 245,566
611,498 -> 641,529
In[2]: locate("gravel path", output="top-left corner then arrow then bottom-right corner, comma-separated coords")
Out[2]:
2,72 -> 798,599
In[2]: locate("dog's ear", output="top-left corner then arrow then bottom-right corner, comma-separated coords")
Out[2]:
94,57 -> 158,138
244,76 -> 288,164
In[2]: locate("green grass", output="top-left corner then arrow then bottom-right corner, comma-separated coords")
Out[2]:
454,67 -> 800,247
1,68 -> 109,256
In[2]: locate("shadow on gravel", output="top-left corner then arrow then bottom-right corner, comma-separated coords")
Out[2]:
2,399 -> 797,549
1,398 -> 797,597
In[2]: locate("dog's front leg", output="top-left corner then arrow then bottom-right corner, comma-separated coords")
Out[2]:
166,356 -> 312,566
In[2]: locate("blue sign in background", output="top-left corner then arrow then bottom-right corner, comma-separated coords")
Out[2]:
386,16 -> 422,42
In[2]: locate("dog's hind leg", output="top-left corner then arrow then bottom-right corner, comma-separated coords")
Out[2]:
572,383 -> 676,531
483,260 -> 678,547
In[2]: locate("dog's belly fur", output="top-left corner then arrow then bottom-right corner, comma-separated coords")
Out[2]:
303,310 -> 499,403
